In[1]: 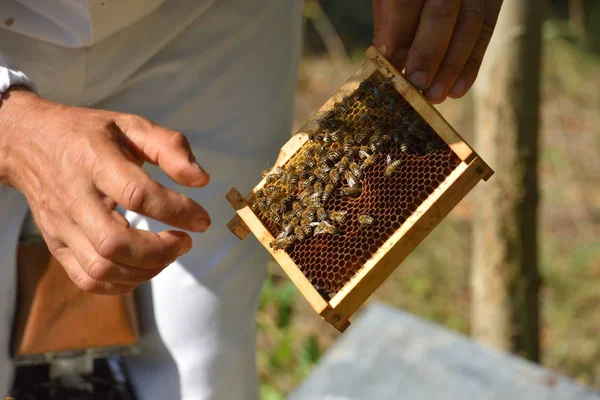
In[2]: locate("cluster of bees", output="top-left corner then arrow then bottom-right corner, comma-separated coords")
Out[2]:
251,77 -> 445,252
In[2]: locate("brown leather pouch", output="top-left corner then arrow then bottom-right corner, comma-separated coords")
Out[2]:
12,238 -> 140,364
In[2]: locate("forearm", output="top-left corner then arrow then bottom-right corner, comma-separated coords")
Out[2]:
0,86 -> 45,187
0,60 -> 38,186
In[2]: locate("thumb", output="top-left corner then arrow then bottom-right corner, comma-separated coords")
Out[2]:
114,115 -> 210,187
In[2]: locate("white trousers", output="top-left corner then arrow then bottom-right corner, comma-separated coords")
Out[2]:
0,1 -> 302,398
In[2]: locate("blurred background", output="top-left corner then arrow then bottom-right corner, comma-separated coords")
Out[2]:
257,1 -> 600,399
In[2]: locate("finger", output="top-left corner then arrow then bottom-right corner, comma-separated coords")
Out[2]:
111,209 -> 130,227
405,0 -> 461,90
61,223 -> 166,285
449,0 -> 504,99
113,115 -> 210,187
70,194 -> 194,268
94,144 -> 211,232
53,247 -> 138,295
372,0 -> 388,50
424,0 -> 484,104
375,0 -> 426,69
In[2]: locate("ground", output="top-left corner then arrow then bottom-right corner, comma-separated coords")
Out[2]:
256,35 -> 600,400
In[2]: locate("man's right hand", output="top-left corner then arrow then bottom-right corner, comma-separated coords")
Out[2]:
0,87 -> 211,295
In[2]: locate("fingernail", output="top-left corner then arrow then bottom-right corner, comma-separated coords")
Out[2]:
177,236 -> 193,256
378,44 -> 387,56
408,71 -> 428,90
425,83 -> 446,104
193,218 -> 211,232
450,79 -> 466,98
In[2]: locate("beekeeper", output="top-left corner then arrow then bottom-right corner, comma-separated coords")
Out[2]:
0,1 -> 502,399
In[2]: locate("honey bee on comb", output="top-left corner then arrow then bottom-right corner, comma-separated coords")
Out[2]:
245,72 -> 463,300
385,154 -> 403,177
358,214 -> 375,226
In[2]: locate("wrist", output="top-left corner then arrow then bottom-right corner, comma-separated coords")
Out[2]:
0,86 -> 53,187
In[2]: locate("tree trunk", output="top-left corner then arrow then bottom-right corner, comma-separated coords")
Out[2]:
471,0 -> 543,362
569,0 -> 587,46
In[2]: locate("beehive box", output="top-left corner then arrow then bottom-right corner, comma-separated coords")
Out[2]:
226,46 -> 493,332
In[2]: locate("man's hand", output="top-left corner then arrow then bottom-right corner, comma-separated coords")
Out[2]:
0,87 -> 211,294
373,0 -> 503,104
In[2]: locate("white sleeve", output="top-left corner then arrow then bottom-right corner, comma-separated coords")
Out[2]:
0,56 -> 36,100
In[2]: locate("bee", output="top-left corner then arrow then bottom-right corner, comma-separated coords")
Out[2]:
306,157 -> 317,169
265,174 -> 279,185
354,131 -> 369,145
270,236 -> 297,251
323,110 -> 337,120
359,80 -> 375,91
349,162 -> 362,179
343,135 -> 354,154
358,214 -> 375,226
251,202 -> 260,213
400,141 -> 410,153
302,206 -> 316,222
329,210 -> 347,224
282,211 -> 297,223
315,144 -> 328,156
344,170 -> 359,187
281,194 -> 295,211
309,132 -> 325,142
392,128 -> 404,145
318,118 -> 344,130
366,97 -> 380,108
335,102 -> 352,116
314,167 -> 329,182
322,183 -> 336,203
369,134 -> 385,153
336,156 -> 350,175
313,181 -> 324,192
316,207 -> 328,221
294,225 -> 307,241
325,149 -> 343,164
313,220 -> 343,236
292,201 -> 303,217
261,168 -> 272,179
360,113 -> 378,122
255,189 -> 265,199
257,198 -> 269,213
269,202 -> 282,215
385,155 -> 402,177
339,186 -> 362,198
301,175 -> 316,188
385,96 -> 401,112
286,172 -> 299,186
329,169 -> 341,185
268,186 -> 282,201
277,218 -> 298,239
361,153 -> 379,170
270,212 -> 283,226
328,130 -> 342,142
307,191 -> 323,207
297,187 -> 313,201
380,77 -> 395,91
300,218 -> 314,237
426,139 -> 443,153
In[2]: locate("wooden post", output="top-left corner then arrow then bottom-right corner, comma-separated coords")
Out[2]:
472,0 -> 543,361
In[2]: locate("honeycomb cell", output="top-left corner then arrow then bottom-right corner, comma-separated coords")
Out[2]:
251,72 -> 460,298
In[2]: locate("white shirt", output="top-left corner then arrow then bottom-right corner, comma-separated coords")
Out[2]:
0,0 -> 215,101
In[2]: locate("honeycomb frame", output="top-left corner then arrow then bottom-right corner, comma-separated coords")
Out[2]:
226,46 -> 493,332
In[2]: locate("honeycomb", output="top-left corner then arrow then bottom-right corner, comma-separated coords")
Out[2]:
252,72 -> 460,298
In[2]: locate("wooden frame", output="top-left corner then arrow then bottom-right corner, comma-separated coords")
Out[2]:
226,46 -> 493,332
